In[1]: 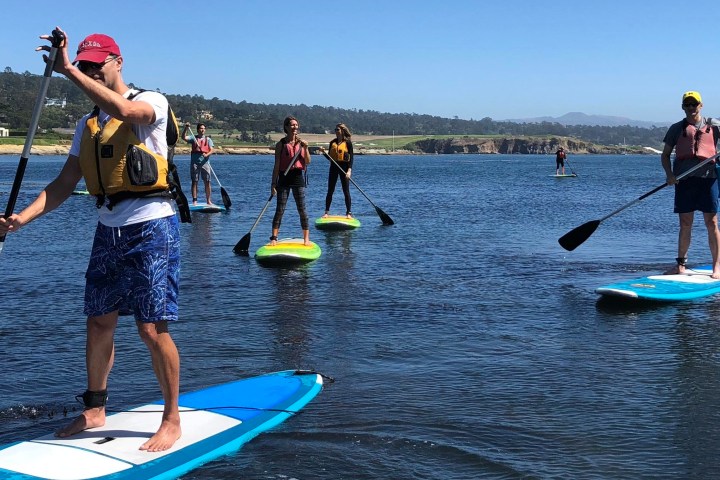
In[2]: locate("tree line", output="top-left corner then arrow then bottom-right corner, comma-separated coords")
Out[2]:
0,68 -> 666,147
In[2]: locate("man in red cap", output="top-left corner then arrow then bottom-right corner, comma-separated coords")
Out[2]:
0,27 -> 182,452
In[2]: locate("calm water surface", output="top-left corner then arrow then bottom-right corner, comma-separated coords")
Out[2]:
2,153 -> 720,479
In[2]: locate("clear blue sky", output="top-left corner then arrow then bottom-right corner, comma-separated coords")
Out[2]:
1,0 -> 718,125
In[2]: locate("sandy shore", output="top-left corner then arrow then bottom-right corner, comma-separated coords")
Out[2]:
0,145 -> 274,156
0,133 -> 401,156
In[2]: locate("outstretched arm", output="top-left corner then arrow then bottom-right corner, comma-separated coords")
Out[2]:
0,155 -> 82,234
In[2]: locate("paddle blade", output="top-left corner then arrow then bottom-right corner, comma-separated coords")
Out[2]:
220,187 -> 232,209
376,207 -> 394,226
558,220 -> 600,251
233,233 -> 251,256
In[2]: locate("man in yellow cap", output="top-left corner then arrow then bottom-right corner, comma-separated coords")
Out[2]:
661,90 -> 720,278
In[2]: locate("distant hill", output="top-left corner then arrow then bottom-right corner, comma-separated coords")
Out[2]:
0,70 -> 667,148
504,112 -> 670,129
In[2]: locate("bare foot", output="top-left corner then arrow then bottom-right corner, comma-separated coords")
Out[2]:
346,213 -> 353,219
270,238 -> 277,246
207,200 -> 215,206
712,270 -> 720,280
664,264 -> 686,275
304,239 -> 311,246
322,213 -> 329,218
55,408 -> 106,437
139,419 -> 181,452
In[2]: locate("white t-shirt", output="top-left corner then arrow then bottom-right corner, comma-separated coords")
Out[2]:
69,89 -> 176,227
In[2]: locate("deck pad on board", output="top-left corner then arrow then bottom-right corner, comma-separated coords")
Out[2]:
596,265 -> 720,301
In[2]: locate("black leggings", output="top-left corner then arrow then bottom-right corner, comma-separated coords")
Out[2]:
325,163 -> 352,214
272,186 -> 309,230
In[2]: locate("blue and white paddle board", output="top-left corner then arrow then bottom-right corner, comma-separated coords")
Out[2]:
189,203 -> 225,213
596,265 -> 720,301
550,174 -> 577,178
0,370 -> 323,480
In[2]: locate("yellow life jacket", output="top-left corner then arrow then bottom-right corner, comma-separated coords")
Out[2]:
78,109 -> 170,209
329,140 -> 349,162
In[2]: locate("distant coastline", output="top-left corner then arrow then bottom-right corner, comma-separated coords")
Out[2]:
0,132 -> 655,156
0,145 -> 274,156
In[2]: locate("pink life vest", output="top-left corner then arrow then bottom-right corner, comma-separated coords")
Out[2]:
278,140 -> 306,172
676,120 -> 717,161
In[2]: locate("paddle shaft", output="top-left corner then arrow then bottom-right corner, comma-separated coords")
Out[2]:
0,30 -> 63,254
319,149 -> 371,203
565,158 -> 577,175
319,148 -> 394,225
598,154 -> 719,223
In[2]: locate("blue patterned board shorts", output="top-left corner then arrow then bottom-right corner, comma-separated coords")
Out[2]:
84,215 -> 180,322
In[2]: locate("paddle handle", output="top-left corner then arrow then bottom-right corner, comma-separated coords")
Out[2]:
598,154 -> 720,223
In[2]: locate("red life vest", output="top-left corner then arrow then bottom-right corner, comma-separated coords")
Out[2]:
191,136 -> 211,154
676,120 -> 717,161
278,140 -> 306,172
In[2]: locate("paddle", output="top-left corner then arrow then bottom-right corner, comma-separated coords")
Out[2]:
558,154 -> 720,251
0,29 -> 64,254
318,147 -> 394,226
565,158 -> 578,176
233,145 -> 303,255
185,125 -> 231,209
209,164 -> 232,209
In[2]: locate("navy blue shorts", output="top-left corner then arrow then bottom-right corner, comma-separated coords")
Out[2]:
84,215 -> 180,322
674,177 -> 719,214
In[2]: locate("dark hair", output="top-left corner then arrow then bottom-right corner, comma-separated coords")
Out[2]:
283,116 -> 299,134
196,123 -> 205,131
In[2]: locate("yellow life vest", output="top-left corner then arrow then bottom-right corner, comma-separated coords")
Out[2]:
329,140 -> 349,162
79,111 -> 170,208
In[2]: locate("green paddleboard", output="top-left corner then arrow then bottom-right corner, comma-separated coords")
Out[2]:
255,239 -> 321,266
314,215 -> 361,231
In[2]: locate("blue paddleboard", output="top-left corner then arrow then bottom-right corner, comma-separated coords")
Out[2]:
596,265 -> 720,301
0,370 -> 323,480
189,203 -> 225,213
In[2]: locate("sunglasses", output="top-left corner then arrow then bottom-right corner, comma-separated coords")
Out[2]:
77,57 -> 116,73
683,102 -> 700,108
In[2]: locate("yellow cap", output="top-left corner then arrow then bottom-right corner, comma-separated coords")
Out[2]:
682,91 -> 702,103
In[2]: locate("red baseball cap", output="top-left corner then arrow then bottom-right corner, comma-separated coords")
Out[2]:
73,34 -> 121,63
